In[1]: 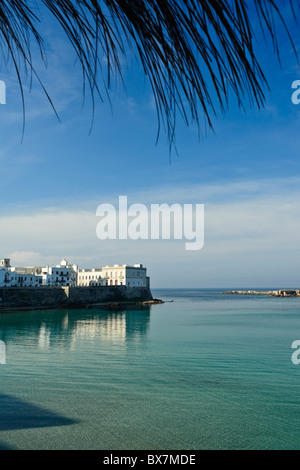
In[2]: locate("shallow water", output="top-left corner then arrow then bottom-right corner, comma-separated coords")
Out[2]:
0,288 -> 300,450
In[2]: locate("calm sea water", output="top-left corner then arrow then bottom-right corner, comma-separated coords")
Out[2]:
1,288 -> 300,450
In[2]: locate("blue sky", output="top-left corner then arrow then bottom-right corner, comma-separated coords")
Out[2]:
0,5 -> 300,288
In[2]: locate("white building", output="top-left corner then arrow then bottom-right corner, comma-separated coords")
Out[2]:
0,259 -> 42,287
0,258 -> 78,287
101,264 -> 148,287
9,272 -> 41,287
1,259 -> 14,287
77,269 -> 103,287
0,257 -> 149,289
41,259 -> 78,287
0,259 -> 10,269
0,266 -> 10,287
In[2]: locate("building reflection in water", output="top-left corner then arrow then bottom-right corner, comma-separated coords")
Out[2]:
0,306 -> 151,351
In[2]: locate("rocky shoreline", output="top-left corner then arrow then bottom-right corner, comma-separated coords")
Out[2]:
222,290 -> 300,297
0,298 -> 164,313
84,298 -> 164,309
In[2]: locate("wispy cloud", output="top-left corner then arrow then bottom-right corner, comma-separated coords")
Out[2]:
0,176 -> 299,287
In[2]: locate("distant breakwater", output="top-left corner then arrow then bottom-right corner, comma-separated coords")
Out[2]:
0,285 -> 156,312
222,289 -> 300,297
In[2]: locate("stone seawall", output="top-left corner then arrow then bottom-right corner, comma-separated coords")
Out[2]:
0,285 -> 153,310
63,286 -> 153,306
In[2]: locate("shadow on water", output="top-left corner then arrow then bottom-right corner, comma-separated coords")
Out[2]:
0,392 -> 78,432
0,440 -> 15,450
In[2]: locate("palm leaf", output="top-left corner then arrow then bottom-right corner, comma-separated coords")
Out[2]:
0,1 -> 298,148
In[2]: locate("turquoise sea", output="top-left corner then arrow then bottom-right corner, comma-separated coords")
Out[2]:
1,288 -> 300,450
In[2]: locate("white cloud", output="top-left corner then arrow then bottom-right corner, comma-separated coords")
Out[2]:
1,176 -> 300,287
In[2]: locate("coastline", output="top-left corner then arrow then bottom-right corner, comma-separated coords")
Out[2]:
0,298 -> 164,313
222,289 -> 300,297
0,285 -> 161,313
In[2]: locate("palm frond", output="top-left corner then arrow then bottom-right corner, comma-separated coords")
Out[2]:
0,0 -> 298,148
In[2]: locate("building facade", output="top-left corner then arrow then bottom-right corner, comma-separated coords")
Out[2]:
41,259 -> 78,287
0,266 -> 10,287
77,269 -> 103,286
9,272 -> 41,287
0,258 -> 149,289
1,260 -> 42,287
0,258 -> 78,287
101,264 -> 148,287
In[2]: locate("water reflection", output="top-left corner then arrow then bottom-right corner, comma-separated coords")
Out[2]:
0,306 -> 151,350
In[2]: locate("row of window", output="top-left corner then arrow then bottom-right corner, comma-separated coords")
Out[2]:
54,271 -> 72,276
103,271 -> 145,278
78,275 -> 100,281
7,277 -> 42,282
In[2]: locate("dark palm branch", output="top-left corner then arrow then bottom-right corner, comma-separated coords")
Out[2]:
0,0 -> 298,147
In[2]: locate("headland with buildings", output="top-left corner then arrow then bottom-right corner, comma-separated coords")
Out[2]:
0,258 -> 158,311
